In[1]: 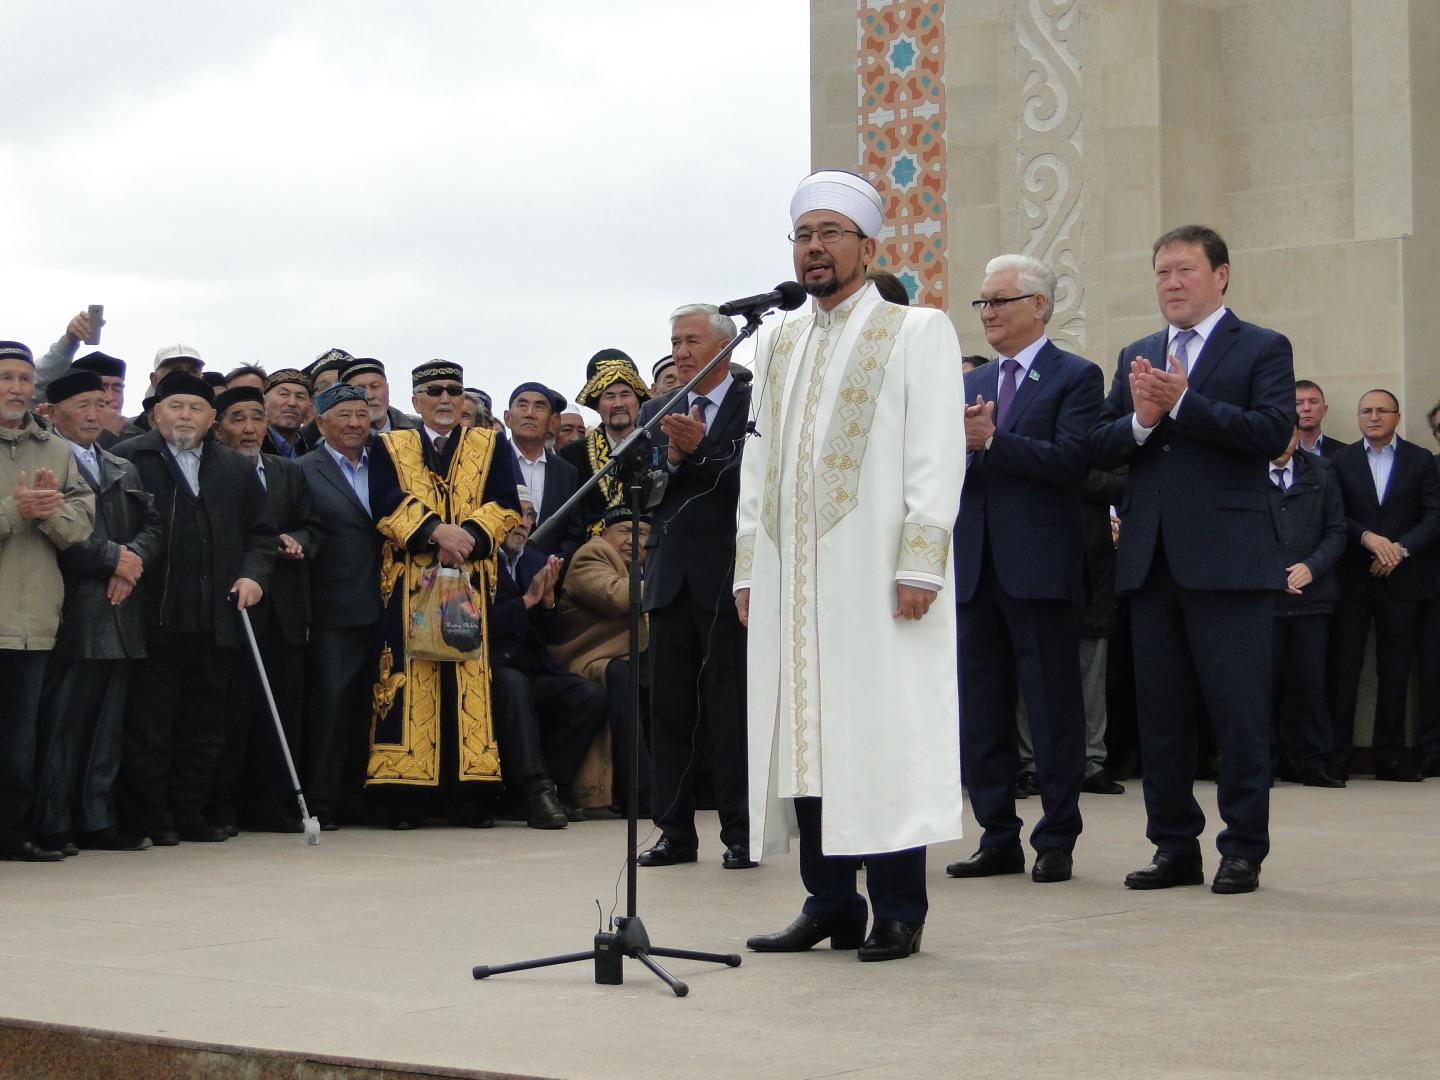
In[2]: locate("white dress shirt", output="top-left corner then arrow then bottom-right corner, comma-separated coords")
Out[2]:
1365,434 -> 1400,503
324,442 -> 371,514
1270,457 -> 1295,490
512,442 -> 547,515
686,372 -> 735,435
70,441 -> 100,482
166,441 -> 203,494
1133,305 -> 1230,444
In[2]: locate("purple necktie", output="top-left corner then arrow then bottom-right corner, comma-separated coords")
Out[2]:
995,357 -> 1021,427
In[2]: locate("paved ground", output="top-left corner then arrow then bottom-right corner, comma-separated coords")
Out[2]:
1,780 -> 1437,1080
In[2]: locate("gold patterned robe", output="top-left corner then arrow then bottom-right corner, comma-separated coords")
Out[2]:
367,426 -> 521,792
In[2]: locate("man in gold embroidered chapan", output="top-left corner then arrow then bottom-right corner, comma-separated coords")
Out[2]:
736,170 -> 967,963
558,348 -> 651,538
366,360 -> 521,828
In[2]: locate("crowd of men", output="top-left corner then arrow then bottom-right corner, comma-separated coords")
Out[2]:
2,200 -> 1438,964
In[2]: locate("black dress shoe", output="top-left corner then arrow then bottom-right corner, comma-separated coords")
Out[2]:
637,837 -> 697,866
1212,855 -> 1261,894
1015,771 -> 1040,798
77,827 -> 152,852
946,842 -> 1024,878
177,823 -> 230,843
1124,852 -> 1204,890
151,830 -> 180,847
318,817 -> 341,832
1081,771 -> 1126,795
0,840 -> 66,862
858,919 -> 923,962
38,833 -> 80,857
746,912 -> 865,952
1296,765 -> 1345,788
1374,759 -> 1423,782
1031,848 -> 1073,883
525,779 -> 568,830
722,844 -> 757,869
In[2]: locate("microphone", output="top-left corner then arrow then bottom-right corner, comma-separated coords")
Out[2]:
718,281 -> 807,318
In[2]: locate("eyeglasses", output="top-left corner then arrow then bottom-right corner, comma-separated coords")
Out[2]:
970,294 -> 1037,312
788,227 -> 863,246
420,384 -> 466,398
1358,407 -> 1398,417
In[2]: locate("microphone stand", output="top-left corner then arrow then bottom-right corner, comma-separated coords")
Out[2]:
472,304 -> 773,996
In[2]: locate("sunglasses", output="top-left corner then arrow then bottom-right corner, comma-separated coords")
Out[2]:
420,384 -> 466,398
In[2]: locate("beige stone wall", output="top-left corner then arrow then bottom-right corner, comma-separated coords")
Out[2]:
811,0 -> 1440,445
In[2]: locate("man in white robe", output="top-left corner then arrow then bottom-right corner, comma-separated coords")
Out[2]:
734,170 -> 967,962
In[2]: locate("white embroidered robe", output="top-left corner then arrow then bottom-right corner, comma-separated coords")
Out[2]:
735,283 -> 967,858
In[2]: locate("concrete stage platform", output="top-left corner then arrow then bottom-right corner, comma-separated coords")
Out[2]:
1,780 -> 1437,1080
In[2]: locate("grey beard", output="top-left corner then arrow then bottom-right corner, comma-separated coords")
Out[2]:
238,448 -> 262,462
169,432 -> 200,451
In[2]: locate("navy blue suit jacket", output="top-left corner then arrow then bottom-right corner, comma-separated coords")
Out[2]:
953,340 -> 1104,604
1090,310 -> 1294,593
1330,437 -> 1440,601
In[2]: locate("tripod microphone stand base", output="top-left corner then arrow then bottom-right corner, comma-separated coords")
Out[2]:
472,916 -> 741,998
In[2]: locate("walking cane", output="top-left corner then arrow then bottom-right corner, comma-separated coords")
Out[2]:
239,607 -> 321,845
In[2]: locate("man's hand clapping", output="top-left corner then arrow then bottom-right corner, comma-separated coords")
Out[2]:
963,394 -> 995,452
12,468 -> 64,521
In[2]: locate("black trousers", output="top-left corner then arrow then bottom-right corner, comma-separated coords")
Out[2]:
604,657 -> 651,812
648,590 -> 748,850
118,634 -> 235,835
1331,586 -> 1419,763
491,665 -> 607,787
794,797 -> 927,926
214,627 -> 304,824
1420,598 -> 1440,759
1129,548 -> 1272,864
0,650 -> 49,848
957,545 -> 1086,853
36,658 -> 131,836
304,625 -> 376,821
1270,614 -> 1333,771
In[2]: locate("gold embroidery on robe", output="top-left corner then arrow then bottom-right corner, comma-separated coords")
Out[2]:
897,521 -> 952,578
759,316 -> 810,545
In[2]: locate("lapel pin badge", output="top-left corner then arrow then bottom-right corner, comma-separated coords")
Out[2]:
1027,369 -> 1040,381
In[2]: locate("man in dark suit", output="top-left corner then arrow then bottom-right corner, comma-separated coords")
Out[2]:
945,254 -> 1102,886
1267,426 -> 1347,787
489,488 -> 607,828
110,372 -> 277,845
1329,390 -> 1440,781
636,303 -> 753,869
504,381 -> 582,559
1090,225 -> 1293,895
299,383 -> 383,828
1295,380 -> 1349,459
210,387 -> 322,832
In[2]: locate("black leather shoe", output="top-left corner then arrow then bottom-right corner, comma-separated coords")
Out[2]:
1031,848 -> 1073,882
1422,755 -> 1440,779
0,840 -> 66,862
1015,771 -> 1040,798
1374,759 -> 1423,782
858,919 -> 923,962
77,828 -> 152,852
1081,771 -> 1126,795
151,830 -> 180,847
177,824 -> 230,843
1212,855 -> 1261,894
38,833 -> 79,857
525,779 -> 568,830
1296,765 -> 1345,788
946,842 -> 1024,878
1124,852 -> 1204,890
637,837 -> 697,866
722,844 -> 757,869
746,913 -> 865,952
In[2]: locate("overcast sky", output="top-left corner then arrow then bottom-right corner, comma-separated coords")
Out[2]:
0,1 -> 811,416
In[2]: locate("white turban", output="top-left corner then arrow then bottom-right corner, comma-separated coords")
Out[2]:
789,170 -> 884,238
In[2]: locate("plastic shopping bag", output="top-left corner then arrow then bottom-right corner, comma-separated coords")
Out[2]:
408,565 -> 483,661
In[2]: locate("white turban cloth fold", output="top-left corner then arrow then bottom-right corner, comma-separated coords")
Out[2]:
789,170 -> 884,238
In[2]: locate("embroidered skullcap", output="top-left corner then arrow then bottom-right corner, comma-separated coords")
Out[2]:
45,369 -> 105,404
465,387 -> 493,413
585,348 -> 633,380
73,351 -> 126,378
509,381 -> 565,412
341,357 -> 386,382
214,385 -> 265,419
201,371 -> 227,388
789,169 -> 884,238
314,381 -> 369,415
577,354 -> 651,409
413,360 -> 463,387
153,343 -> 203,371
602,505 -> 651,530
306,347 -> 354,379
515,484 -> 534,506
652,355 -> 675,380
263,368 -> 312,394
0,341 -> 34,365
155,370 -> 215,405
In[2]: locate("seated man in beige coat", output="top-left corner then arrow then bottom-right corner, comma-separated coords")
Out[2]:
551,506 -> 652,814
